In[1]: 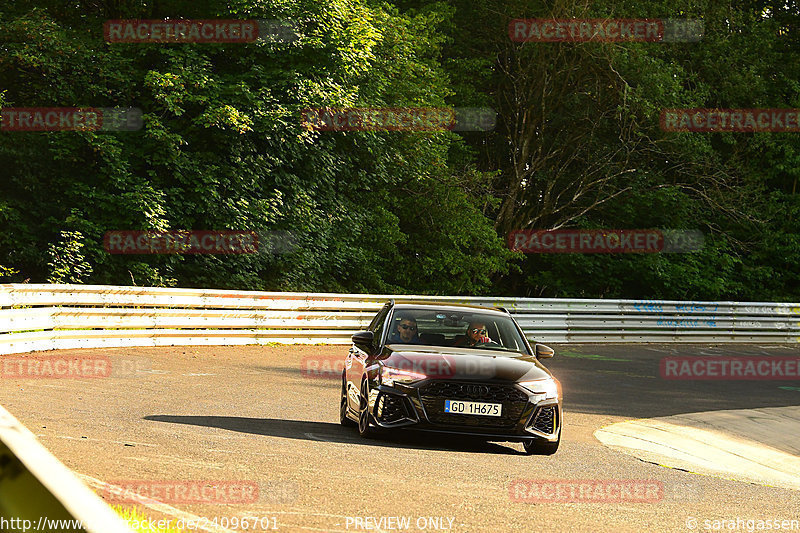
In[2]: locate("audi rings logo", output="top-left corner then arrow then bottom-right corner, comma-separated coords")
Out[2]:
463,385 -> 490,396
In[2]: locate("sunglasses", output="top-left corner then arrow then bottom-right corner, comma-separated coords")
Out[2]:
399,324 -> 417,331
471,328 -> 487,334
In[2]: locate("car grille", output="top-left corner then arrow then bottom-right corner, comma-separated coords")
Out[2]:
376,393 -> 411,424
419,381 -> 529,429
529,405 -> 557,434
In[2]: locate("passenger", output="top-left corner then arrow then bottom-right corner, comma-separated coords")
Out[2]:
454,322 -> 492,347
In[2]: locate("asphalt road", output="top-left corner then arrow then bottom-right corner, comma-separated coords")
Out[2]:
1,343 -> 799,533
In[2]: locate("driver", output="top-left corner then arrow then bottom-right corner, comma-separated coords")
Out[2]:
388,315 -> 421,344
455,322 -> 492,347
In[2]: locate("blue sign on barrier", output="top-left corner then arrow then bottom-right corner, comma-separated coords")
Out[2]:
633,301 -> 664,313
675,303 -> 719,313
657,319 -> 717,328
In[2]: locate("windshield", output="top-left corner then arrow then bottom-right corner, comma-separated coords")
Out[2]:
386,308 -> 530,355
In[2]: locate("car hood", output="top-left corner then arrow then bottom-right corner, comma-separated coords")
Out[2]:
381,345 -> 553,382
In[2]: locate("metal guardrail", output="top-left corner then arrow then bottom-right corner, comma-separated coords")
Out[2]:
0,284 -> 798,354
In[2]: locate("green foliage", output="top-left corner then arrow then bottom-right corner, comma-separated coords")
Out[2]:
46,231 -> 93,283
0,264 -> 19,281
0,0 -> 798,300
434,0 -> 800,300
0,0 -> 512,294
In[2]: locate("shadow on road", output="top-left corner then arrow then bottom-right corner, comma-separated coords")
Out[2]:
143,414 -> 527,455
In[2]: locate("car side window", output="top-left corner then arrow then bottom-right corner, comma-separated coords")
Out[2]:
369,305 -> 390,349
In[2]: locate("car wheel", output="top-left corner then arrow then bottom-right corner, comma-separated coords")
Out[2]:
340,373 -> 356,426
357,380 -> 376,438
523,430 -> 560,456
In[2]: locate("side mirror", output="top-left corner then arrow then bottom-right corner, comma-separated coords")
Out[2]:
351,331 -> 375,352
534,343 -> 554,359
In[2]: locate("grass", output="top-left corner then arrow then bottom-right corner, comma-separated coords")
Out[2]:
113,506 -> 184,533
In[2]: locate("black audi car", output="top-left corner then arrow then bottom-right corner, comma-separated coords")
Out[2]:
339,301 -> 561,454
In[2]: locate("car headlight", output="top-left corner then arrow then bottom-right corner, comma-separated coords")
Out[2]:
381,366 -> 427,386
519,378 -> 559,400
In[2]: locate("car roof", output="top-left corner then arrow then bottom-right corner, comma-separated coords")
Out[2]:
390,301 -> 509,316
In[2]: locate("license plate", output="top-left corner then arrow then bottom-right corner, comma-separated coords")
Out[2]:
444,400 -> 502,417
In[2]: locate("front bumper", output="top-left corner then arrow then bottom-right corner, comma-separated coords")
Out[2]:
366,379 -> 561,442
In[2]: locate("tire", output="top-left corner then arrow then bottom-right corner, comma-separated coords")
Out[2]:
357,380 -> 377,438
523,430 -> 560,456
340,374 -> 356,426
